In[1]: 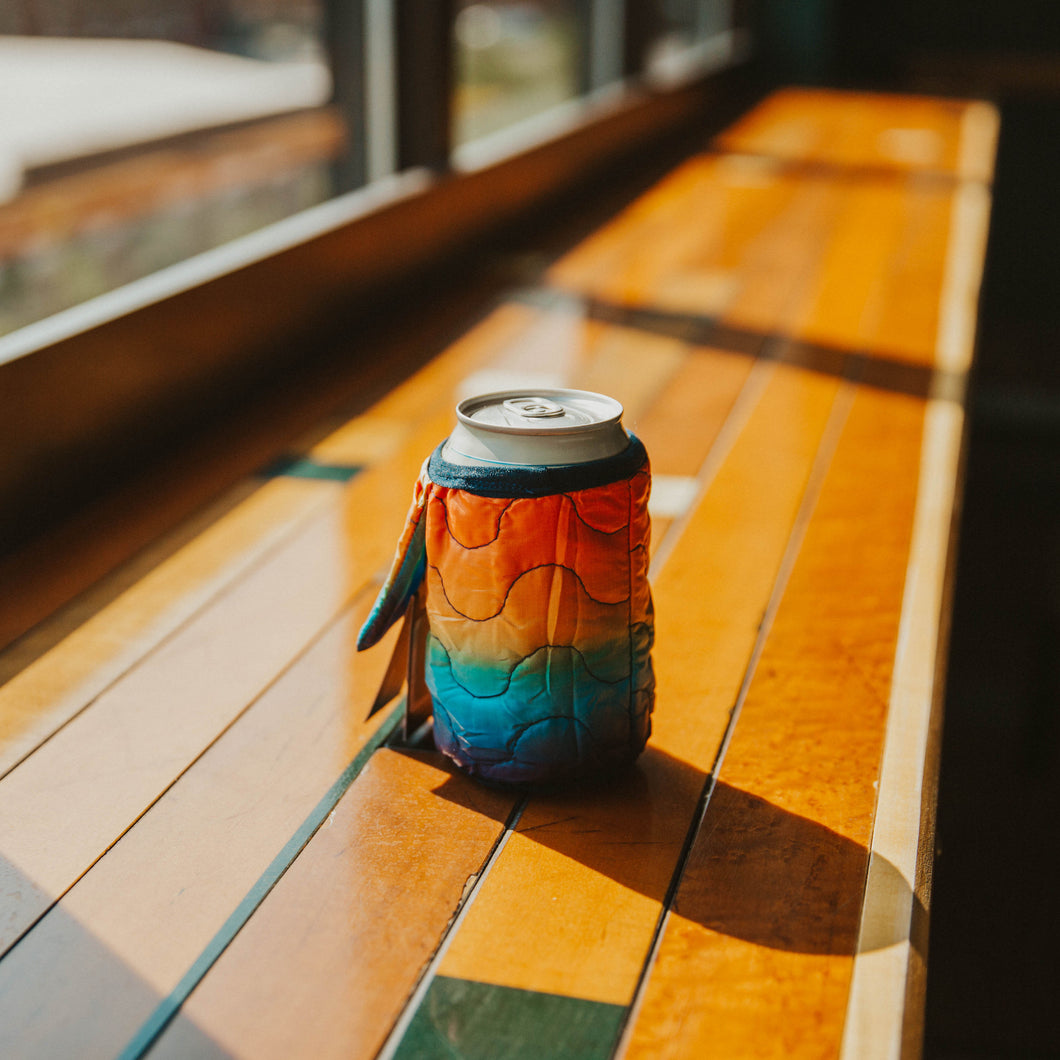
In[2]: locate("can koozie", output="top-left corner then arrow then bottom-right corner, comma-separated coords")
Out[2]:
357,396 -> 655,786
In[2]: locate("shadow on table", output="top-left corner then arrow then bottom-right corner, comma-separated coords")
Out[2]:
0,855 -> 233,1059
428,741 -> 922,958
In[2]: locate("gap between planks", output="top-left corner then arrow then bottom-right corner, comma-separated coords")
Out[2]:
0,576 -> 395,962
373,795 -> 530,1060
615,377 -> 859,1058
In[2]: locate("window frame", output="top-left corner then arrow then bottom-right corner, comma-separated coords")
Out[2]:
0,0 -> 753,554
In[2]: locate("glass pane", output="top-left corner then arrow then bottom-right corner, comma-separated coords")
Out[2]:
644,0 -> 732,81
452,1 -> 583,147
0,2 -> 340,338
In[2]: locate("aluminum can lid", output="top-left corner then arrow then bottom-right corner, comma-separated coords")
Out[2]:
443,389 -> 628,467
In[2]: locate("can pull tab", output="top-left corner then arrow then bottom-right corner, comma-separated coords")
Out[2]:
502,396 -> 565,419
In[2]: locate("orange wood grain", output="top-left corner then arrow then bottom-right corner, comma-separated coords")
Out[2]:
415,110 -> 969,1011
0,300 -> 562,936
632,344 -> 756,478
40,305 -> 717,1056
621,384 -> 926,1060
713,88 -> 973,176
0,493 -> 361,955
0,589 -> 402,1058
425,132 -> 885,1002
551,155 -> 959,374
146,749 -> 515,1060
0,476 -> 332,777
547,153 -> 817,320
792,178 -> 961,368
0,290 -> 704,978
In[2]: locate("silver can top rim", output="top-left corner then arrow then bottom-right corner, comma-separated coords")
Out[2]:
455,388 -> 623,436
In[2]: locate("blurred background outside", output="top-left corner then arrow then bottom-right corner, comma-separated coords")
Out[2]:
0,0 -> 732,338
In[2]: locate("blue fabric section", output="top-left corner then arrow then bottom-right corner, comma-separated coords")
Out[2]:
426,434 -> 648,498
427,632 -> 653,786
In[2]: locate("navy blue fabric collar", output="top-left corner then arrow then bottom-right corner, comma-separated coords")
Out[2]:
427,434 -> 647,498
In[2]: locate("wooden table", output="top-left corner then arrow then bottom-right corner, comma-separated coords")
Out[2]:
0,88 -> 997,1059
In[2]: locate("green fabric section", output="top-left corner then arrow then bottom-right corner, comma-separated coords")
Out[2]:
261,455 -> 362,482
395,976 -> 626,1060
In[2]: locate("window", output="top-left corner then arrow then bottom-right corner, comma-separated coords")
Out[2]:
453,1 -> 584,146
0,0 -> 740,341
0,0 -> 746,557
0,1 -> 341,335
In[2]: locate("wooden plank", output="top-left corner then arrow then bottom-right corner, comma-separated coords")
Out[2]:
0,298 -> 549,1021
620,99 -> 996,1058
549,151 -> 954,378
839,123 -> 995,1060
0,87 -> 994,1060
632,348 -> 756,479
621,381 -> 926,1060
0,489 -> 356,954
136,350 -> 836,1060
403,155 -> 833,1008
0,589 -> 402,1058
429,362 -> 841,1006
88,209 -> 798,1058
0,476 -> 334,778
167,134 -> 860,1051
547,153 -> 823,322
0,231 -> 787,789
83,304 -> 710,1060
713,88 -> 979,177
141,750 -> 516,1060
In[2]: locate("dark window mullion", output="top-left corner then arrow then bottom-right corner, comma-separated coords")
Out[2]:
624,0 -> 665,78
324,0 -> 368,191
396,0 -> 457,172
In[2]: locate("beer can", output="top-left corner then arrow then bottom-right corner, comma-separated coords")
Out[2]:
443,389 -> 628,466
358,389 -> 655,786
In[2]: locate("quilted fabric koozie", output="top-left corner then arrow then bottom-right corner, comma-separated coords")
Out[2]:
357,390 -> 655,786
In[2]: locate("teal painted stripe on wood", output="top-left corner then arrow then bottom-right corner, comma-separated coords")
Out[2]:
393,976 -> 626,1060
261,455 -> 363,482
117,701 -> 405,1060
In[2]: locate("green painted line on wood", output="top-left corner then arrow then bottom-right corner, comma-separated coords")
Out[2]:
261,455 -> 363,482
118,701 -> 405,1060
393,976 -> 626,1060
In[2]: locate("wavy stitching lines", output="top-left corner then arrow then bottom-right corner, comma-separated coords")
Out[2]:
431,489 -> 630,551
427,634 -> 631,699
429,495 -> 514,549
429,561 -> 630,622
432,700 -> 607,768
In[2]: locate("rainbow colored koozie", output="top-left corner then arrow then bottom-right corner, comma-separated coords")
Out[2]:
357,419 -> 654,786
